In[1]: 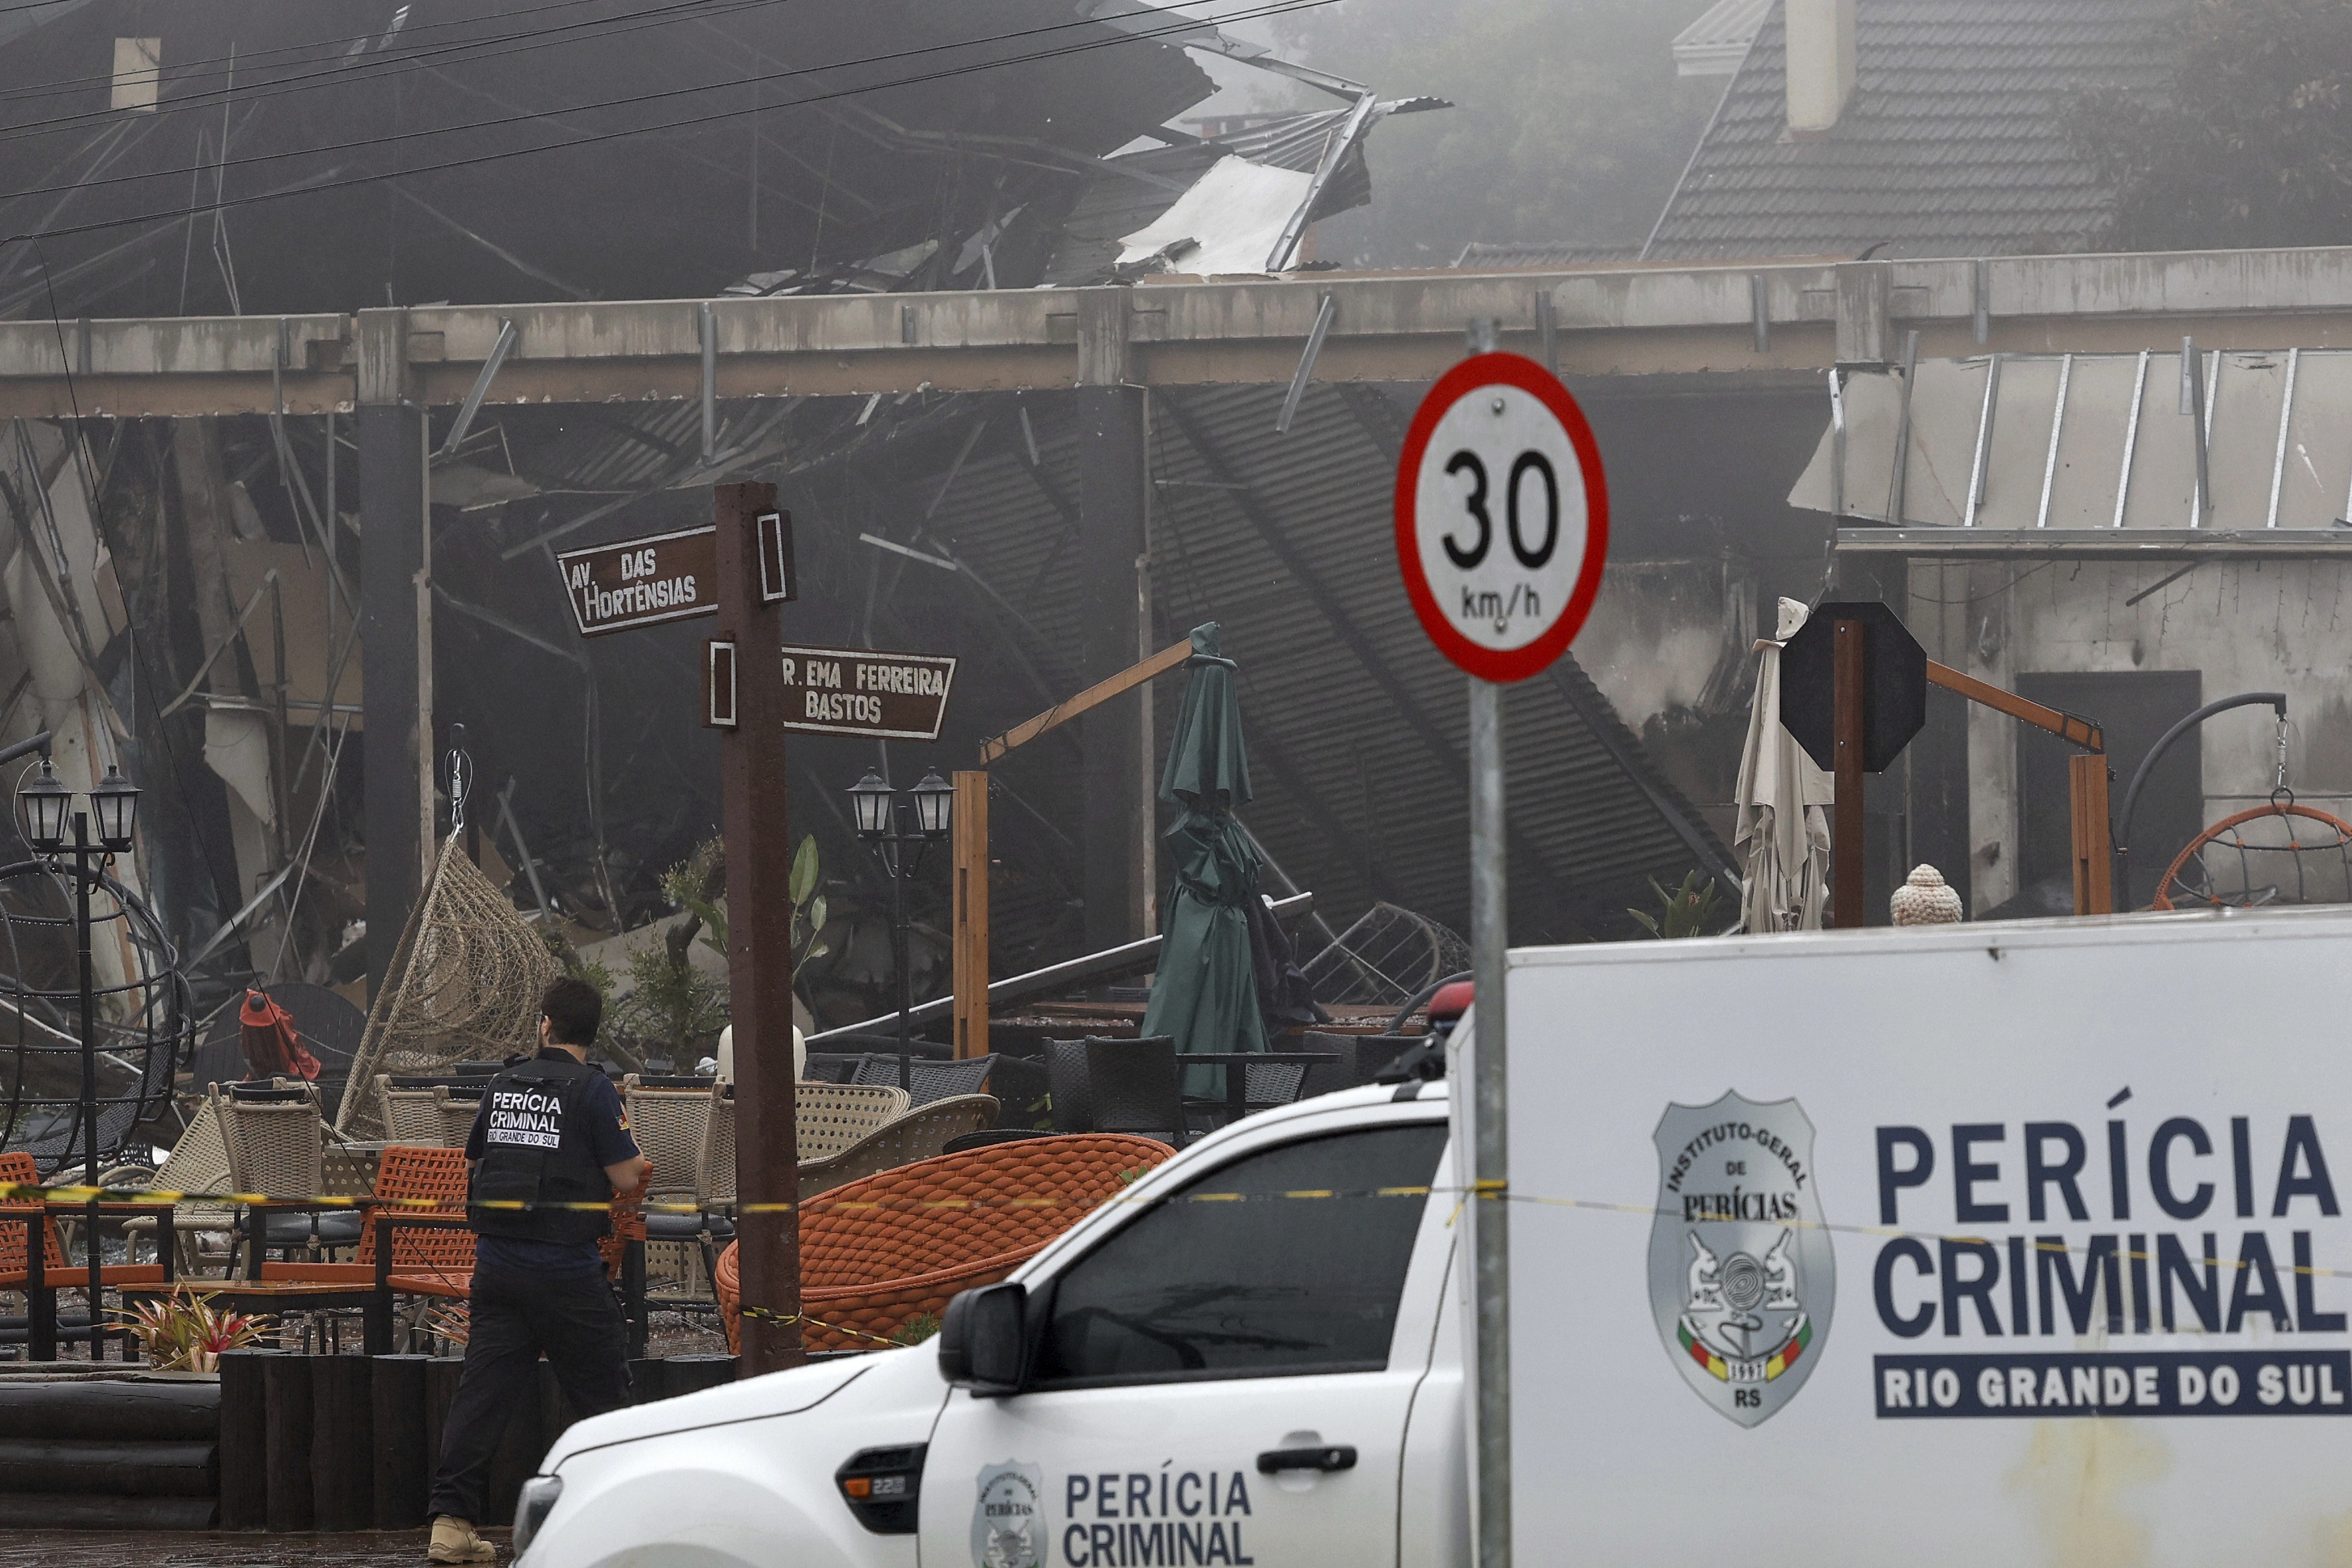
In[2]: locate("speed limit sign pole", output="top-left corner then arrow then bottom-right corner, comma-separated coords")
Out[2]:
1395,337 -> 1608,1568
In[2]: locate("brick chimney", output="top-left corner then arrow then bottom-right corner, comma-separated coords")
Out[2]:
1785,0 -> 1856,137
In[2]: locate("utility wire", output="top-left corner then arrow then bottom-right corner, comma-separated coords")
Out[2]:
0,0 -> 755,101
0,0 -> 1340,248
0,0 -> 1266,193
0,0 -> 790,144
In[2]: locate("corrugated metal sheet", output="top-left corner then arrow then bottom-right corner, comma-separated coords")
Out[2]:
1673,0 -> 1771,74
1646,0 -> 2178,262
1043,107 -> 1372,285
910,381 -> 1737,946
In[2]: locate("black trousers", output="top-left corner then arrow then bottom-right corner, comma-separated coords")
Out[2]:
427,1261 -> 633,1523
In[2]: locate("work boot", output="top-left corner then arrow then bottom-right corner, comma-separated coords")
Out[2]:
429,1516 -> 498,1563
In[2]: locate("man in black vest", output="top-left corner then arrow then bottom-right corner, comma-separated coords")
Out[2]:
426,976 -> 648,1564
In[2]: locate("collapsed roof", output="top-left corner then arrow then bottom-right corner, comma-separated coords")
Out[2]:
0,0 -> 1432,317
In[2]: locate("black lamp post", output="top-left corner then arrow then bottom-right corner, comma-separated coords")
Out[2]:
18,752 -> 137,1361
846,769 -> 952,1093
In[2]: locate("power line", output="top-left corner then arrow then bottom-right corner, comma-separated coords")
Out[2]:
0,0 -> 1321,232
0,0 -> 735,98
0,0 -> 790,156
0,0 -> 784,136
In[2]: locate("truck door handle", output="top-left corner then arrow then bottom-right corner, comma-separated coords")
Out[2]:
1256,1445 -> 1356,1474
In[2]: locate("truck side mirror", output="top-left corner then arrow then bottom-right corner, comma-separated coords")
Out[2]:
938,1282 -> 1028,1396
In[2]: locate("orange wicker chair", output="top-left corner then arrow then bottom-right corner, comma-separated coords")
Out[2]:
260,1149 -> 650,1351
0,1151 -> 168,1290
715,1133 -> 1171,1353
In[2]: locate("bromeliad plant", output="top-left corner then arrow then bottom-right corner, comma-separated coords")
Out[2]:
115,1288 -> 268,1372
1628,870 -> 1727,939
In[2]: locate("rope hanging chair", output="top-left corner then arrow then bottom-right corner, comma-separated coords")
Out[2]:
2150,794 -> 2352,911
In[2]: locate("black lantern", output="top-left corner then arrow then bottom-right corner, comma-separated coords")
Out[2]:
89,765 -> 139,852
911,771 -> 953,839
847,771 -> 894,841
17,761 -> 69,852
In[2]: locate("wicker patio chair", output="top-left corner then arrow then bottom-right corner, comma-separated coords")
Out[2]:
1242,1059 -> 1310,1108
632,1077 -> 722,1304
850,1054 -> 996,1107
376,1077 -> 443,1145
698,1082 -> 735,1212
1050,1037 -> 1185,1143
621,1078 -> 713,1205
120,1089 -> 240,1274
715,1133 -> 1172,1353
432,1085 -> 483,1148
796,1083 -> 910,1161
799,1094 -> 1002,1198
214,1084 -> 363,1258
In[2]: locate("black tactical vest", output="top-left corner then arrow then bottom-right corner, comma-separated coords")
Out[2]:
468,1055 -> 615,1247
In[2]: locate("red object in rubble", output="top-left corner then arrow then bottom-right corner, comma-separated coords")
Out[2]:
239,988 -> 322,1082
1427,981 -> 1475,1025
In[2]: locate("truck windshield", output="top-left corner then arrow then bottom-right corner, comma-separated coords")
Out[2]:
1029,1121 -> 1446,1388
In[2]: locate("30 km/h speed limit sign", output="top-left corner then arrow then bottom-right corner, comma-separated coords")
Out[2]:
1398,347 -> 1607,1568
1394,352 -> 1609,684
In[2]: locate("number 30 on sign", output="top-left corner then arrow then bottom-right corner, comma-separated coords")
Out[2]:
1394,352 -> 1609,683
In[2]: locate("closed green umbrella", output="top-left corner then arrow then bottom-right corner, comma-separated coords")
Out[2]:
1141,623 -> 1266,1097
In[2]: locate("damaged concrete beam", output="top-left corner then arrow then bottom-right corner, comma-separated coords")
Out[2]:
7,249 -> 2352,414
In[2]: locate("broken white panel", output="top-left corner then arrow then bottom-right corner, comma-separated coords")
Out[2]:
207,706 -> 293,974
110,37 -> 159,111
2279,350 -> 2352,527
0,427 -> 144,1004
428,463 -> 539,511
204,710 -> 276,832
222,539 -> 362,725
1118,155 -> 1314,278
1790,348 -> 2352,528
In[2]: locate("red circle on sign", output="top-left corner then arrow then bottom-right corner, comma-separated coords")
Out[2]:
1392,352 -> 1609,684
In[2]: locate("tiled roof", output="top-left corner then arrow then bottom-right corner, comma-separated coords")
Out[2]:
1645,0 -> 2179,261
1454,241 -> 1642,269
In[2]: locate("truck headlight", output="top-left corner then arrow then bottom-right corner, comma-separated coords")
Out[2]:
513,1474 -> 564,1558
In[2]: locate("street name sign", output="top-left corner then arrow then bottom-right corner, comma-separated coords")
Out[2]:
779,645 -> 956,740
557,512 -> 796,638
557,524 -> 718,636
1394,352 -> 1610,684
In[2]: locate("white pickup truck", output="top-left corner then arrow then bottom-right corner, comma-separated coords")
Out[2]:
514,905 -> 2352,1567
515,1067 -> 1466,1568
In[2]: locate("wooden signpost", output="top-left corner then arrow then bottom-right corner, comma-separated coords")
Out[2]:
1782,602 -> 2110,922
703,484 -> 802,1377
562,492 -> 804,1377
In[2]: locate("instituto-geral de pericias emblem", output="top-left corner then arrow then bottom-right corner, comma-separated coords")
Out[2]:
1649,1091 -> 1835,1427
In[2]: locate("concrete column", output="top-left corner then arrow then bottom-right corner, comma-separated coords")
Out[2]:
1075,289 -> 1149,952
356,308 -> 432,994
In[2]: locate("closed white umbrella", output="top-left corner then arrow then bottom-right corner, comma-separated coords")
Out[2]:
1733,598 -> 1834,933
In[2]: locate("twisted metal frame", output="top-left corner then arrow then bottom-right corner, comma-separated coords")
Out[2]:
0,857 -> 191,1177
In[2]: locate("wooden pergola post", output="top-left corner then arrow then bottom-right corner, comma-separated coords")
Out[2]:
951,770 -> 989,1060
951,639 -> 1194,1058
1925,660 -> 2112,917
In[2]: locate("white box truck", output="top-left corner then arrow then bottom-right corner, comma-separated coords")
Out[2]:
513,905 -> 2352,1567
